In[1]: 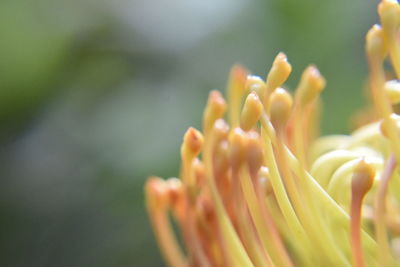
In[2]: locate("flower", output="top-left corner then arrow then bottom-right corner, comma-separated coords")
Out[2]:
145,1 -> 400,266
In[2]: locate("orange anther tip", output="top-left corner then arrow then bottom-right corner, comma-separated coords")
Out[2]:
352,159 -> 376,197
146,177 -> 169,209
166,178 -> 184,207
183,127 -> 204,156
231,64 -> 249,81
208,90 -> 226,107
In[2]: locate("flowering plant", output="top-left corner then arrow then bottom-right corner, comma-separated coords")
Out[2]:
145,1 -> 400,266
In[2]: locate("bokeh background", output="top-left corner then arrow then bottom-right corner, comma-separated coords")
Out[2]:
0,0 -> 379,266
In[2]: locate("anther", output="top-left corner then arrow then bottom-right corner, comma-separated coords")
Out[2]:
378,0 -> 400,35
203,90 -> 227,136
146,177 -> 169,210
366,24 -> 387,62
182,127 -> 204,160
245,75 -> 267,96
245,131 -> 264,176
240,91 -> 263,131
269,88 -> 293,133
379,113 -> 400,138
258,166 -> 273,196
227,65 -> 249,127
229,128 -> 247,171
295,65 -> 326,107
264,52 -> 292,105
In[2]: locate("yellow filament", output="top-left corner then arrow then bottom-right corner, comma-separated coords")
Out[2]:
145,179 -> 187,267
379,0 -> 400,77
260,128 -> 312,260
367,25 -> 400,162
350,159 -> 375,267
227,65 -> 248,127
374,154 -> 397,266
231,167 -> 272,267
203,124 -> 253,267
275,128 -> 350,265
285,147 -> 378,259
240,167 -> 293,267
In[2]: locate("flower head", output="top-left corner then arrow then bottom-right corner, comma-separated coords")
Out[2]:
145,1 -> 400,266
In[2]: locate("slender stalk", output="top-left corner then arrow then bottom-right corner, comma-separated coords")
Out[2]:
375,154 -> 397,266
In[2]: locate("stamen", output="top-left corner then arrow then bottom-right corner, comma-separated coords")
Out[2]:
205,121 -> 253,267
310,149 -> 358,188
294,65 -> 326,108
228,128 -> 273,267
203,90 -> 227,137
268,88 -> 293,134
259,113 -> 306,244
245,75 -> 267,97
263,52 -> 292,106
378,0 -> 400,77
366,25 -> 400,161
227,65 -> 249,127
166,178 -> 186,223
180,127 -> 204,193
243,131 -> 294,267
196,189 -> 233,267
327,157 -> 382,205
258,166 -> 273,196
240,92 -> 263,131
350,159 -> 376,267
145,177 -> 187,267
286,145 -> 378,258
213,140 -> 230,198
145,2 -> 400,265
374,153 -> 397,266
291,65 -> 326,168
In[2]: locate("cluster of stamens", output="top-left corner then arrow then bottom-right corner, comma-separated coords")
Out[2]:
145,1 -> 400,266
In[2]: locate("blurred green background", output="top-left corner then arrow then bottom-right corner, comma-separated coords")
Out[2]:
0,0 -> 379,266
